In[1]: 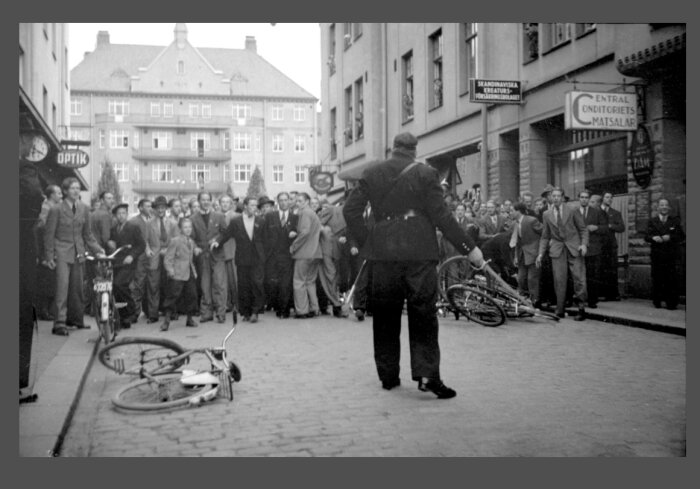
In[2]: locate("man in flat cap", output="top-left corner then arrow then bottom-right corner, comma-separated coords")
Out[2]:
344,132 -> 485,399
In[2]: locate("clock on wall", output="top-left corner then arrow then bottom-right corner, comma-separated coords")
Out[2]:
23,133 -> 49,162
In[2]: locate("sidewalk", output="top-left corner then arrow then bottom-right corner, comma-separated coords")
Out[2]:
19,298 -> 686,456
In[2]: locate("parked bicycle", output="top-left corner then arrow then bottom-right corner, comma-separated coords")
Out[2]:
97,318 -> 241,411
86,245 -> 132,344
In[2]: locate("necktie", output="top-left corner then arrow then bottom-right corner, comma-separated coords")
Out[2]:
160,218 -> 167,245
72,203 -> 76,215
281,211 -> 287,226
555,205 -> 563,230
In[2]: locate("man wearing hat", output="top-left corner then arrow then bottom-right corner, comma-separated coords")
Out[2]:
343,132 -> 485,399
108,203 -> 146,329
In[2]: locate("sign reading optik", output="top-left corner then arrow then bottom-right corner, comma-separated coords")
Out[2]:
565,91 -> 637,131
56,149 -> 90,169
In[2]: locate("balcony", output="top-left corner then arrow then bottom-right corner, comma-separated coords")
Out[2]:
94,113 -> 265,129
132,146 -> 231,162
132,179 -> 228,195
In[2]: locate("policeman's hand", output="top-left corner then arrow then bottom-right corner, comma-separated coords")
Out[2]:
587,224 -> 598,232
652,236 -> 663,243
146,248 -> 154,258
535,254 -> 542,268
338,236 -> 347,244
662,234 -> 671,242
579,244 -> 587,257
289,231 -> 298,239
123,255 -> 134,265
350,246 -> 359,256
107,240 -> 116,251
467,247 -> 485,269
194,246 -> 202,256
210,241 -> 219,251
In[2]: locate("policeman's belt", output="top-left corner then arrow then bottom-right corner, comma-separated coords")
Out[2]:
380,209 -> 422,221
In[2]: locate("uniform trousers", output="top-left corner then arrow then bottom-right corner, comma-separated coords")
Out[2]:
370,260 -> 441,383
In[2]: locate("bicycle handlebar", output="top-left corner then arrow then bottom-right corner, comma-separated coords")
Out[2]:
85,245 -> 132,261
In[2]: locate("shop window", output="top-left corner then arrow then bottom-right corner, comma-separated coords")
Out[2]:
523,23 -> 539,62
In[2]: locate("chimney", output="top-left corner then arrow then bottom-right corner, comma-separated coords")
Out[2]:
245,36 -> 257,53
96,31 -> 110,48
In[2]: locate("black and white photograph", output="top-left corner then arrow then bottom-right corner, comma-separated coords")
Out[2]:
19,22 -> 686,458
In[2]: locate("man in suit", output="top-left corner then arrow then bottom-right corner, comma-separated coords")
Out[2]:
509,202 -> 543,304
219,195 -> 239,314
536,187 -> 589,321
90,191 -> 115,250
578,190 -> 608,309
478,200 -> 507,244
318,204 -> 349,318
107,203 -> 146,329
212,197 -> 266,322
34,184 -> 63,320
43,177 -> 105,335
127,199 -> 153,323
191,192 -> 228,323
145,196 -> 179,323
289,192 -> 323,319
343,132 -> 485,399
263,192 -> 298,318
599,192 -> 625,301
519,191 -> 539,218
644,198 -> 685,310
161,218 -> 200,331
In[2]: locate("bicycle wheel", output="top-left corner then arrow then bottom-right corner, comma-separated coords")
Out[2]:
98,337 -> 187,376
517,304 -> 561,322
112,372 -> 217,411
437,256 -> 475,300
446,284 -> 506,327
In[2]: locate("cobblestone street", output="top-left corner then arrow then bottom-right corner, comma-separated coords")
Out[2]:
61,313 -> 685,457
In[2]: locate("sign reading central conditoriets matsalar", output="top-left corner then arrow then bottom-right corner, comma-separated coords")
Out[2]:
565,91 -> 638,131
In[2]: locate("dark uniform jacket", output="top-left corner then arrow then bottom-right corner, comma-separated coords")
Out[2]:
343,152 -> 476,261
263,210 -> 299,260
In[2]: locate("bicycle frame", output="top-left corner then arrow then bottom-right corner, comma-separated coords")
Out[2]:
86,245 -> 131,343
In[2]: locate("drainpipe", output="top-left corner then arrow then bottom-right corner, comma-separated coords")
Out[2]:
479,23 -> 489,201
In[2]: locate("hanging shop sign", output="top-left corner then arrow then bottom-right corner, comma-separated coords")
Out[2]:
310,171 -> 334,194
630,125 -> 655,189
56,148 -> 90,169
565,91 -> 637,131
469,79 -> 522,104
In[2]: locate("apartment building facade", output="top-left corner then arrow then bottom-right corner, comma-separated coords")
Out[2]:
70,24 -> 317,208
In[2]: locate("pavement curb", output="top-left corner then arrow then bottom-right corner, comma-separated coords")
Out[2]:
565,307 -> 686,337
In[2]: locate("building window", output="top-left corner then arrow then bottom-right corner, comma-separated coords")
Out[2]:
330,108 -> 337,160
575,23 -> 596,38
201,104 -> 211,119
542,23 -> 572,52
343,23 -> 362,49
108,100 -> 129,116
109,130 -> 129,149
294,105 -> 306,121
152,132 -> 171,150
223,164 -> 231,183
255,134 -> 261,152
461,23 -> 478,93
152,164 -> 172,182
328,24 -> 336,75
191,163 -> 211,184
233,103 -> 252,119
151,102 -> 161,117
222,131 -> 230,151
177,60 -> 185,75
70,99 -> 82,116
189,104 -> 200,118
523,23 -> 539,62
344,85 -> 353,145
114,162 -> 129,182
354,78 -> 364,140
163,103 -> 174,118
99,129 -> 105,149
272,134 -> 284,152
233,133 -> 251,151
234,164 -> 251,183
273,165 -> 284,183
429,29 -> 444,109
133,132 -> 139,149
190,133 -> 211,152
294,135 -> 306,153
295,165 -> 307,183
272,104 -> 284,121
402,52 -> 414,122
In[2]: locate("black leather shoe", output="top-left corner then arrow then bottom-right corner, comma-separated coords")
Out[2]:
418,379 -> 456,399
52,325 -> 69,336
186,316 -> 198,327
556,312 -> 566,319
382,378 -> 400,390
170,313 -> 179,321
355,309 -> 365,321
250,314 -> 258,323
573,308 -> 586,321
146,317 -> 159,324
216,315 -> 225,324
587,303 -> 598,309
332,306 -> 348,318
160,320 -> 170,331
121,322 -> 131,329
200,315 -> 214,323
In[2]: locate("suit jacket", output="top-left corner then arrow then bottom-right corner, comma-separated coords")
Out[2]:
602,206 -> 625,252
263,209 -> 298,260
164,235 -> 197,281
538,203 -> 589,259
190,210 -> 227,262
109,220 -> 146,267
128,214 -> 153,258
44,199 -> 103,264
290,206 -> 323,259
147,215 -> 180,269
514,215 -> 543,266
218,214 -> 266,266
644,215 -> 685,259
90,206 -> 113,249
579,205 -> 608,256
478,214 -> 507,240
343,151 -> 476,261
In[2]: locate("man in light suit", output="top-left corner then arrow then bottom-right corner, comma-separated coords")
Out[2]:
43,177 -> 105,335
289,192 -> 323,318
536,188 -> 589,320
191,192 -> 228,323
509,202 -> 543,305
578,190 -> 608,309
145,195 -> 179,323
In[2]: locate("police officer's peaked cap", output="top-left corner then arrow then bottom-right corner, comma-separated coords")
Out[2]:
153,195 -> 168,208
112,203 -> 129,215
393,132 -> 418,151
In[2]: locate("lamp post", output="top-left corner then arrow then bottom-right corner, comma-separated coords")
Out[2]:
175,178 -> 186,199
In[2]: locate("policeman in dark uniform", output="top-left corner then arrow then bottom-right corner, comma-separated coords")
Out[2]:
343,132 -> 485,399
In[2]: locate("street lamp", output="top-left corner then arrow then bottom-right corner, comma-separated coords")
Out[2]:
174,178 -> 186,199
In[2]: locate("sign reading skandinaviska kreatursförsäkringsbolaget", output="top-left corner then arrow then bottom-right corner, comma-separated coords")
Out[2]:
469,79 -> 522,104
564,91 -> 638,131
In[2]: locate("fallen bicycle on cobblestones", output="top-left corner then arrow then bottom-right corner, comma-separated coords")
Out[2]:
436,257 -> 560,326
97,314 -> 241,411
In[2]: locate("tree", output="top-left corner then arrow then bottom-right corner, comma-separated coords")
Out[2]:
96,158 -> 122,204
246,165 -> 267,199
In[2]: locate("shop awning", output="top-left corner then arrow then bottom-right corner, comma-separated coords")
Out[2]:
616,32 -> 685,77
